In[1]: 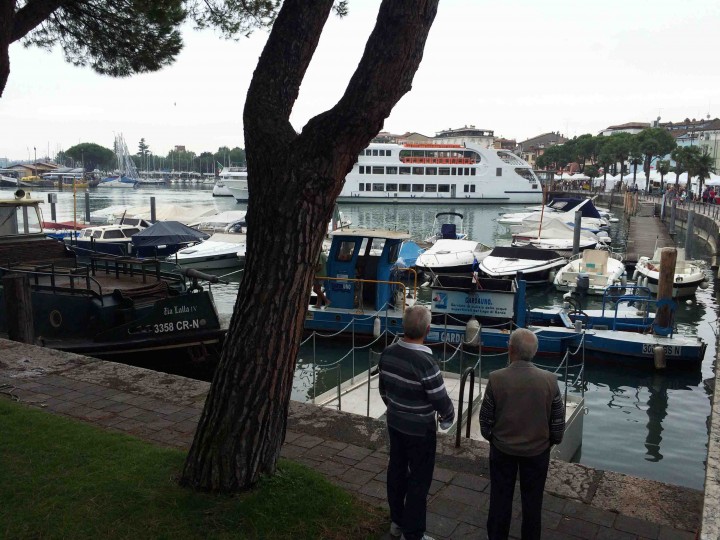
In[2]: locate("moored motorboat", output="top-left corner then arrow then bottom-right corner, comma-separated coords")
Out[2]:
478,246 -> 567,284
511,217 -> 610,254
633,248 -> 708,298
415,239 -> 491,275
553,249 -> 626,295
170,232 -> 246,270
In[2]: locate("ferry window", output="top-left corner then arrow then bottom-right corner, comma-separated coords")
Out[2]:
386,166 -> 397,174
496,168 -> 502,176
412,184 -> 424,192
451,167 -> 456,175
412,167 -> 424,175
92,230 -> 102,239
373,183 -> 385,191
359,166 -> 365,174
439,184 -> 450,192
425,184 -> 437,192
463,185 -> 469,193
359,184 -> 364,191
532,184 -> 538,189
399,167 -> 411,175
365,183 -> 371,190
123,228 -> 140,237
426,167 -> 437,175
372,150 -> 379,156
399,184 -> 411,192
386,183 -> 398,191
471,169 -> 476,176
386,150 -> 392,157
365,150 -> 371,156
372,166 -> 384,174
439,167 -> 450,176
336,241 -> 356,261
470,185 -> 476,192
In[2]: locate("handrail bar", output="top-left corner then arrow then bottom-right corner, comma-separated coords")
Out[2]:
454,365 -> 476,448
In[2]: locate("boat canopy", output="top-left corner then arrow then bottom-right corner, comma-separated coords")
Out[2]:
547,198 -> 602,219
487,246 -> 564,261
131,221 -> 209,247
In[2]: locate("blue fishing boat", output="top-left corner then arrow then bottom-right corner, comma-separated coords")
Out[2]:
305,229 -> 706,369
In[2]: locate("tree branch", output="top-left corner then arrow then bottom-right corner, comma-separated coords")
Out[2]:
11,0 -> 65,42
298,0 -> 439,172
243,0 -> 334,146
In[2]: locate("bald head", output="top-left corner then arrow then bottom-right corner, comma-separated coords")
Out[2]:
403,305 -> 431,340
508,329 -> 538,363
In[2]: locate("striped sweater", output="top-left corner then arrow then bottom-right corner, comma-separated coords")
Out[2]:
378,340 -> 455,437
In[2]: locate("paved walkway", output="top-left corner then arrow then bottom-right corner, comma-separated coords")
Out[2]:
0,339 -> 701,540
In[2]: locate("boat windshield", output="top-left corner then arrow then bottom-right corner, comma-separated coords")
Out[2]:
0,203 -> 43,235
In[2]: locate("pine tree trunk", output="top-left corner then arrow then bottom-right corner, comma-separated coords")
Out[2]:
181,0 -> 439,492
0,0 -> 12,98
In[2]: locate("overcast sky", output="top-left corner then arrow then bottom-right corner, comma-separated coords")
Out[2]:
2,0 -> 719,161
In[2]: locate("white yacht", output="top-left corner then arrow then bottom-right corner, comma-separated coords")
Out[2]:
215,167 -> 248,200
338,142 -> 542,204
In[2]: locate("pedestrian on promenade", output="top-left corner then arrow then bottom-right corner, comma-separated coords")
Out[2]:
702,187 -> 709,204
379,305 -> 455,540
480,328 -> 565,540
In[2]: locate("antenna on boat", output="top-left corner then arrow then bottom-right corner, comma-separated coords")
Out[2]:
120,209 -> 127,225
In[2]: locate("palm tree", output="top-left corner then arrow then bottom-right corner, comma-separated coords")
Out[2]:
657,160 -> 670,191
688,148 -> 714,195
671,147 -> 690,188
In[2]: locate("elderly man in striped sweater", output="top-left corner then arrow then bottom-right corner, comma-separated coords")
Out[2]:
379,305 -> 455,540
480,328 -> 565,540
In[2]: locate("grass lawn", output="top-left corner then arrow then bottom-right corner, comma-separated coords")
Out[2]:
0,398 -> 387,539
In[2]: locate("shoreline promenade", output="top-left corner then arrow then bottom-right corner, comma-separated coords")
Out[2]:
0,338 -> 704,539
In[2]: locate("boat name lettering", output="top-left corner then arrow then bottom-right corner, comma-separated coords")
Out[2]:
641,343 -> 681,357
465,297 -> 493,306
153,319 -> 201,333
163,305 -> 198,316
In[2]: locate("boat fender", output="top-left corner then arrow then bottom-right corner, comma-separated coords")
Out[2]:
548,270 -> 557,283
621,275 -> 627,287
394,288 -> 405,307
699,280 -> 709,290
574,320 -> 583,333
49,309 -> 63,329
632,269 -> 639,280
653,346 -> 667,370
464,318 -> 480,346
373,316 -> 381,338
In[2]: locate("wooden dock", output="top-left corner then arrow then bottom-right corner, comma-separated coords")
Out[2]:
624,202 -> 675,266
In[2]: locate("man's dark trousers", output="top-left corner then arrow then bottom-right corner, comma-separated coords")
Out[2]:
487,444 -> 551,540
387,427 -> 436,540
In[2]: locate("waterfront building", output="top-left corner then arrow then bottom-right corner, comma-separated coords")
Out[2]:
516,132 -> 567,168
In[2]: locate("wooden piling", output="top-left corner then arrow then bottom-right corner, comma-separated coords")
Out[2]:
654,247 -> 677,329
2,273 -> 35,344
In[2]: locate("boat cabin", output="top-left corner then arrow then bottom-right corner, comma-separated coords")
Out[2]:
0,196 -> 44,238
325,228 -> 410,311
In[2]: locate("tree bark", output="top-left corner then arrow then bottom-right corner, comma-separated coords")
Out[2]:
181,0 -> 439,492
0,0 -> 14,97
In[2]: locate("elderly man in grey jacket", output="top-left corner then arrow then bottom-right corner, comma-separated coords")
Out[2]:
480,328 -> 565,540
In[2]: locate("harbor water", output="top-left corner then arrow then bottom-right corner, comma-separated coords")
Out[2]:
5,184 -> 717,491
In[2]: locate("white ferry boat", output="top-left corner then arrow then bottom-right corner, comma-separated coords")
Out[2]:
337,142 -> 542,204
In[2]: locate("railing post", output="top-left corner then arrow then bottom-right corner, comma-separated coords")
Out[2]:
312,332 -> 317,404
337,367 -> 342,412
466,369 -> 475,440
367,350 -> 372,418
351,319 -> 356,384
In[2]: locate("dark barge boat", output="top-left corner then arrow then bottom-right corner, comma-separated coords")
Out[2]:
0,193 -> 224,358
